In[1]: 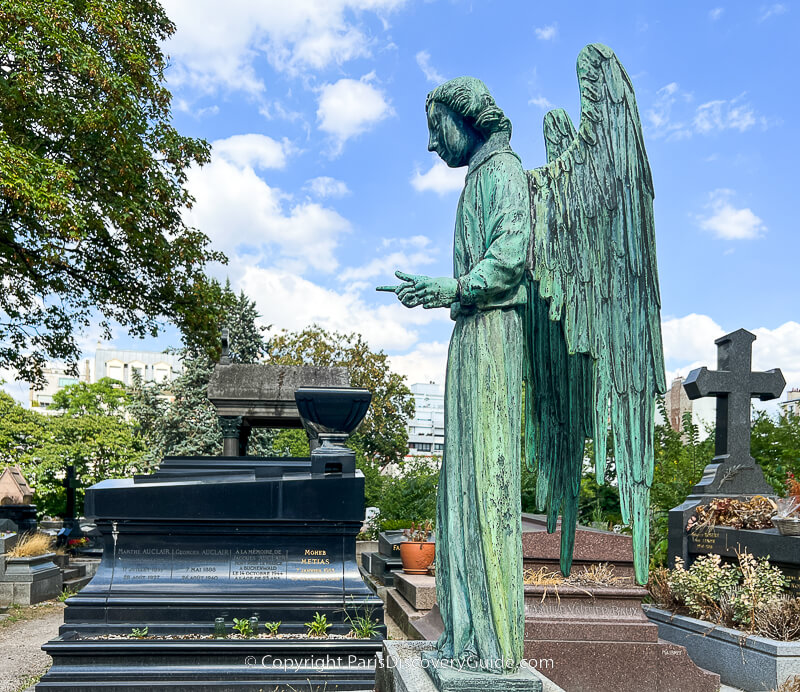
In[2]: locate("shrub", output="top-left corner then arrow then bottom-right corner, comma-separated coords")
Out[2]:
753,597 -> 800,641
373,460 -> 438,526
653,551 -> 788,632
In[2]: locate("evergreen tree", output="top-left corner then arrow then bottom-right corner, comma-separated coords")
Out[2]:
127,283 -> 271,462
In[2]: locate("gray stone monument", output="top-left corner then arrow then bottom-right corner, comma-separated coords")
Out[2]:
668,328 -> 788,569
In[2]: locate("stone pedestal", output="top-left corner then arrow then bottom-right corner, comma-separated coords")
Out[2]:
376,641 -> 556,692
36,454 -> 385,691
0,552 -> 62,605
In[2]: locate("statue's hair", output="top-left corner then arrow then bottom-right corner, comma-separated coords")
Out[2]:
426,77 -> 512,138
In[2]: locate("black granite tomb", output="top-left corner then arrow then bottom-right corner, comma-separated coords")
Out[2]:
37,384 -> 385,691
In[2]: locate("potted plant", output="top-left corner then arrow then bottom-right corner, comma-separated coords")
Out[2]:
399,520 -> 434,575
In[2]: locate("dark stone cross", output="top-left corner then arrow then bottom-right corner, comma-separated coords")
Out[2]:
63,464 -> 79,521
683,328 -> 785,495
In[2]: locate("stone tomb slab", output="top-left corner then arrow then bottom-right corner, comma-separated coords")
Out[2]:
395,572 -> 436,611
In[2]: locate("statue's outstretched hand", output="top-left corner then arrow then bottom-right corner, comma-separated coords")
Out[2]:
376,271 -> 458,309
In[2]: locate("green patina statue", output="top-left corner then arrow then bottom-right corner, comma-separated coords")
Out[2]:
378,44 -> 665,676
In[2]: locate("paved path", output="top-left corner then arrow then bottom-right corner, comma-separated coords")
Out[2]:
0,607 -> 62,692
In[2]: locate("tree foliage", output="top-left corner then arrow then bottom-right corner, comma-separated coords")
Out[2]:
0,389 -> 145,517
265,326 -> 414,469
0,0 -> 225,385
127,284 -> 272,462
751,409 -> 800,493
50,377 -> 129,416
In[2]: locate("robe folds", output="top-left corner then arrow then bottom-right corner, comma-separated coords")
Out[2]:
435,132 -> 530,674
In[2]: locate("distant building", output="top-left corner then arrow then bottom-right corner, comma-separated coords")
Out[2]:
28,346 -> 182,410
780,388 -> 800,417
29,362 -> 90,410
406,382 -> 444,457
662,375 -> 714,440
94,346 -> 182,387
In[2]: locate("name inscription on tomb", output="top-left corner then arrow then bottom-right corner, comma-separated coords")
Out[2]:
115,544 -> 342,586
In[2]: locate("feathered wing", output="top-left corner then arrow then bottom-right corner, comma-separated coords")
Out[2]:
523,43 -> 666,584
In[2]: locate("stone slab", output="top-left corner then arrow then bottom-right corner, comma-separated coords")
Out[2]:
376,640 -> 561,692
386,587 -> 426,640
395,572 -> 436,611
646,605 -> 800,691
207,363 -> 349,425
0,553 -> 62,604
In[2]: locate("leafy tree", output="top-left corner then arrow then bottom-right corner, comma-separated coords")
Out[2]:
50,378 -> 129,416
127,284 -> 272,462
751,409 -> 800,493
0,390 -> 145,517
265,326 -> 414,469
0,0 -> 225,386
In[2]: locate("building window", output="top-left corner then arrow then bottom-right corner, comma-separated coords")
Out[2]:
153,363 -> 171,383
434,444 -> 444,451
408,442 -> 416,450
58,377 -> 79,388
417,443 -> 432,452
106,360 -> 124,382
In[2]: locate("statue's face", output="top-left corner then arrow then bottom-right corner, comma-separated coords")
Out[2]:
427,102 -> 482,168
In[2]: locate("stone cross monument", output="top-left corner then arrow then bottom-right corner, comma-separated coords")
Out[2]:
668,328 -> 786,567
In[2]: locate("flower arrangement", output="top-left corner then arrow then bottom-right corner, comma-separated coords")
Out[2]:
685,495 -> 776,532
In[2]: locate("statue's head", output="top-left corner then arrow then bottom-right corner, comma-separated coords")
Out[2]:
425,77 -> 511,168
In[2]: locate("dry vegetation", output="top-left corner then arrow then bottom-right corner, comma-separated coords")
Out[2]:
523,563 -> 631,588
775,676 -> 800,692
5,532 -> 54,558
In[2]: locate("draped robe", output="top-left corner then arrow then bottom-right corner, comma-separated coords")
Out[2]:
435,131 -> 530,673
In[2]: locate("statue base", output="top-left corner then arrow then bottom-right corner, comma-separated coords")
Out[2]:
376,641 -> 551,692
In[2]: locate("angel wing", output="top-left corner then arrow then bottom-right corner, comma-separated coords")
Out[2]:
523,43 -> 666,584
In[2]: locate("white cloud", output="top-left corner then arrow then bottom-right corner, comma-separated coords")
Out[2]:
316,74 -> 394,154
388,341 -> 448,387
411,158 -> 466,195
661,314 -> 725,369
529,95 -> 554,110
238,265 -> 448,354
212,134 -> 293,170
416,50 -> 445,84
709,7 -> 724,20
661,315 -> 800,417
698,189 -> 766,240
759,3 -> 788,21
694,98 -> 758,134
646,83 -> 766,140
340,235 -> 436,283
161,0 -> 407,94
534,24 -> 558,41
305,176 -> 351,199
185,135 -> 351,272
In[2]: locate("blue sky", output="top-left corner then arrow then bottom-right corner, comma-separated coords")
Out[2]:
5,0 -> 799,404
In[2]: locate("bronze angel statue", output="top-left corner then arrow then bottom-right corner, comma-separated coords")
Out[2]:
378,44 -> 665,675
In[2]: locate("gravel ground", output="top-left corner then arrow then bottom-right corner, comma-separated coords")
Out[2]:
0,604 -> 63,692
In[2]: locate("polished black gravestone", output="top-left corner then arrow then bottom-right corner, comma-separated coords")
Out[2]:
37,386 -> 384,691
667,329 -> 798,591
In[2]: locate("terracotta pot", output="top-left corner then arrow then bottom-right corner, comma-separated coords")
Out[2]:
399,541 -> 435,575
